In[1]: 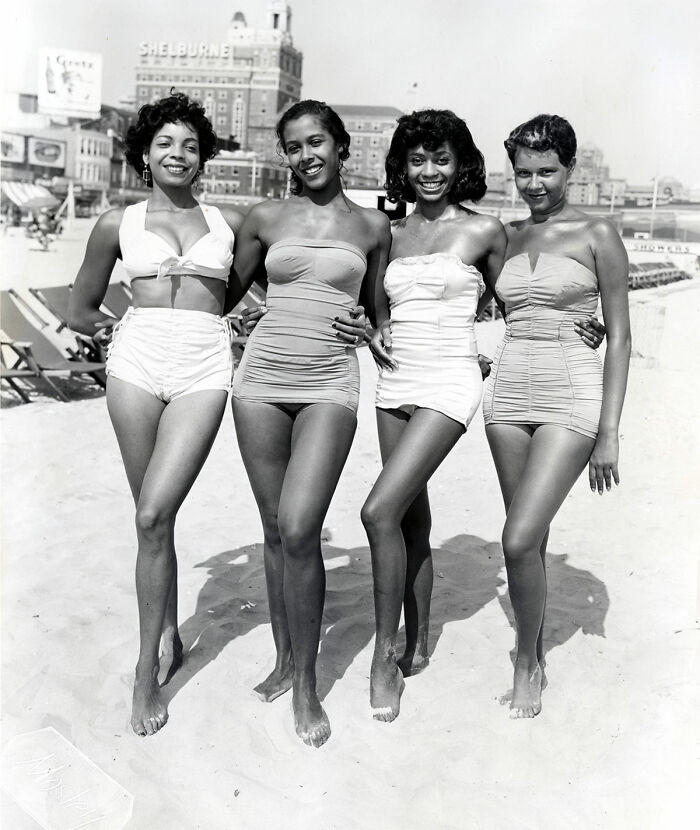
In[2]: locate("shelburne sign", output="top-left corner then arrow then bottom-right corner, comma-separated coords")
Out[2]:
139,42 -> 234,58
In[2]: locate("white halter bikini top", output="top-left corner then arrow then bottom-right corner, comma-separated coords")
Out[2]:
119,200 -> 234,283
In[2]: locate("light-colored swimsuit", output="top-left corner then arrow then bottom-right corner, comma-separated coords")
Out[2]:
106,200 -> 234,401
232,238 -> 367,413
482,252 -> 603,439
375,252 -> 485,428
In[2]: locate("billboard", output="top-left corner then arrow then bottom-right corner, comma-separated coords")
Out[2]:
1,132 -> 26,163
38,48 -> 102,118
28,137 -> 66,169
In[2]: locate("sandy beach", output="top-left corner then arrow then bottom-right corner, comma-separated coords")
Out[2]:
1,220 -> 698,829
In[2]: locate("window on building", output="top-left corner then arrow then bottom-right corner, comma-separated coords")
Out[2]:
218,91 -> 226,99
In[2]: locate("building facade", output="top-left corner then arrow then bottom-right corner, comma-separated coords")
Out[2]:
331,105 -> 403,189
134,2 -> 302,160
200,150 -> 289,206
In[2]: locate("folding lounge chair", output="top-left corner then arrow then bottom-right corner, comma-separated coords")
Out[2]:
102,283 -> 132,319
0,291 -> 106,402
0,334 -> 42,403
27,285 -> 72,332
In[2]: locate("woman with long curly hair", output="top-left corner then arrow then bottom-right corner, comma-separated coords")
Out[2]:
69,92 -> 244,736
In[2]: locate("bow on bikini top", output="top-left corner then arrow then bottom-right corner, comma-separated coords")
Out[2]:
119,200 -> 234,283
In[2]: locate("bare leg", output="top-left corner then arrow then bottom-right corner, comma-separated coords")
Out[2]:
234,401 -> 357,747
108,379 -> 227,735
486,424 -> 594,718
374,410 -> 434,677
398,487 -> 433,677
108,382 -> 183,686
232,400 -> 294,702
362,407 -> 464,721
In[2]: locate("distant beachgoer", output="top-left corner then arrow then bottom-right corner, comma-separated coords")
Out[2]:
226,100 -> 391,747
482,114 -> 631,717
68,92 -> 243,736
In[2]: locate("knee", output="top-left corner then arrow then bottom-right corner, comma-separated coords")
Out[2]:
260,516 -> 282,550
278,517 -> 318,562
501,524 -> 538,566
135,503 -> 173,540
361,496 -> 394,536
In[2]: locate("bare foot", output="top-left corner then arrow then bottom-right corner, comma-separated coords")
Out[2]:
370,653 -> 405,722
158,630 -> 184,687
509,663 -> 543,719
253,659 -> 294,702
398,652 -> 430,678
292,685 -> 330,748
131,666 -> 168,736
498,659 -> 547,705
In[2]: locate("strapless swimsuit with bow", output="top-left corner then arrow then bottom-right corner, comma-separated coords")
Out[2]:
482,252 -> 603,439
375,253 -> 485,428
106,200 -> 235,402
232,238 -> 367,412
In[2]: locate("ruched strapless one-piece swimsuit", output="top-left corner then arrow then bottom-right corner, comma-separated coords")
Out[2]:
375,253 -> 485,429
482,252 -> 603,439
232,238 -> 367,412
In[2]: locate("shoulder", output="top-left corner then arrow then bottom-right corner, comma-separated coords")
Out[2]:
358,205 -> 391,244
455,208 -> 506,249
587,217 -> 627,263
216,205 -> 246,234
244,198 -> 285,227
91,207 -> 125,241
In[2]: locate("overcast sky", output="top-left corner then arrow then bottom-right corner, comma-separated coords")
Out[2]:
5,0 -> 700,186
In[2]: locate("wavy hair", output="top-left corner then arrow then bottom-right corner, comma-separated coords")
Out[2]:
385,109 -> 486,204
124,91 -> 218,187
504,114 -> 577,167
276,100 -> 351,196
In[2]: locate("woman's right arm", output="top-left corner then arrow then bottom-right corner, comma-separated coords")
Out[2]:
223,204 -> 267,315
68,210 -> 122,337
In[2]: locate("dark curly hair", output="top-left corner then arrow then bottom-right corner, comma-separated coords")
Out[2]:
124,91 -> 218,188
276,100 -> 351,196
385,109 -> 486,204
504,114 -> 577,168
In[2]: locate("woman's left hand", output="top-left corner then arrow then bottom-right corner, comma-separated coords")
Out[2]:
478,354 -> 493,380
333,305 -> 367,347
575,316 -> 607,349
588,432 -> 620,494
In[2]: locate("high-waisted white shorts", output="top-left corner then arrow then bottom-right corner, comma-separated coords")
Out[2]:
106,307 -> 233,402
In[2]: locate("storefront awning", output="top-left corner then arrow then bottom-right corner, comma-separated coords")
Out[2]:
1,181 -> 60,211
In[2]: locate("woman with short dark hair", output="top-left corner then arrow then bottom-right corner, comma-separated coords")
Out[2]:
69,92 -> 244,736
483,113 -> 631,718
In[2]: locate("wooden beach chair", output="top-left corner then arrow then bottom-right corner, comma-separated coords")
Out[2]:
0,331 -> 43,403
0,291 -> 106,402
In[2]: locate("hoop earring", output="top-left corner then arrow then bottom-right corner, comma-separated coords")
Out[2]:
142,164 -> 151,183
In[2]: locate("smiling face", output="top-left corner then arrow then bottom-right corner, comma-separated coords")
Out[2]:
282,114 -> 343,191
513,146 -> 573,214
405,142 -> 458,203
143,121 -> 201,188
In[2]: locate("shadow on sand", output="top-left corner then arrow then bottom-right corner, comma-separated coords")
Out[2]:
162,533 -> 608,705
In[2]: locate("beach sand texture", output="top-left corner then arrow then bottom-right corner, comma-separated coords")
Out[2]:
1,221 -> 698,829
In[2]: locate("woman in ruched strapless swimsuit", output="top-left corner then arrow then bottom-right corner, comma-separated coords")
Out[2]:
483,115 -> 630,719
68,94 -> 244,737
361,110 -> 507,722
233,238 -> 366,410
225,101 -> 391,748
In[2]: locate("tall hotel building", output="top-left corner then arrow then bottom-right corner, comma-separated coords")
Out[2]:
134,2 -> 302,161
